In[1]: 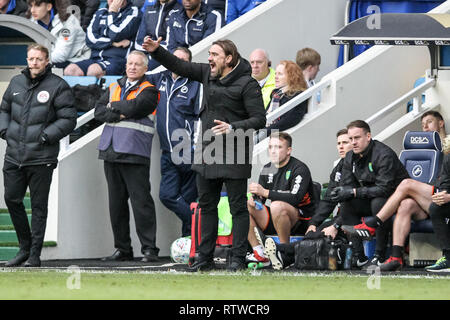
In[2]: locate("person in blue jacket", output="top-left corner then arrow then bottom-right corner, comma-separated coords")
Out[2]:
166,0 -> 223,53
147,46 -> 201,237
64,0 -> 141,78
134,0 -> 182,71
225,0 -> 265,24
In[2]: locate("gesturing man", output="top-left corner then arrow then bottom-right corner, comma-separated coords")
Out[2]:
142,37 -> 266,271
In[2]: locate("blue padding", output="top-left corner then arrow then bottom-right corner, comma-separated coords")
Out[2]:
441,46 -> 450,66
400,150 -> 441,183
410,219 -> 434,233
403,131 -> 442,151
63,76 -> 98,87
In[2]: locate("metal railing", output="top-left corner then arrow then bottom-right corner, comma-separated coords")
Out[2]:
366,76 -> 436,126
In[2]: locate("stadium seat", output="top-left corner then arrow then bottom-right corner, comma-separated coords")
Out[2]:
399,131 -> 442,184
63,75 -> 98,87
101,75 -> 122,88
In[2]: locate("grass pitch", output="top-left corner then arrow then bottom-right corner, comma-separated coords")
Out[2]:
0,269 -> 449,300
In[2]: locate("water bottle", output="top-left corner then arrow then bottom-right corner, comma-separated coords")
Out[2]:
248,262 -> 265,270
328,241 -> 337,271
344,242 -> 353,270
253,194 -> 263,211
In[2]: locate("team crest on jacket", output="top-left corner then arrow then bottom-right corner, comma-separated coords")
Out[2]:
37,91 -> 50,103
181,86 -> 188,94
61,28 -> 71,40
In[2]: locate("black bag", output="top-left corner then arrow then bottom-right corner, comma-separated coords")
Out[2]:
72,82 -> 106,112
294,235 -> 348,270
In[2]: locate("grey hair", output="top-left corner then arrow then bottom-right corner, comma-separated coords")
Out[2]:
128,50 -> 148,67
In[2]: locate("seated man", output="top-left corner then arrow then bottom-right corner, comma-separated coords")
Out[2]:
296,47 -> 321,88
0,0 -> 27,16
247,132 -> 316,263
331,120 -> 409,268
255,129 -> 353,270
134,0 -> 182,70
166,0 -> 222,53
421,110 -> 447,149
344,135 -> 450,272
249,48 -> 275,109
64,0 -> 141,78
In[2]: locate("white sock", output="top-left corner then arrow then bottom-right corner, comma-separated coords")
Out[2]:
253,245 -> 266,258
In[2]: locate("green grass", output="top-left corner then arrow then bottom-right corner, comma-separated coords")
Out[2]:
0,270 -> 449,300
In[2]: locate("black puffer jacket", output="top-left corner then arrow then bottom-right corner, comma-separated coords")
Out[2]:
341,139 -> 409,199
0,65 -> 77,166
151,46 -> 266,179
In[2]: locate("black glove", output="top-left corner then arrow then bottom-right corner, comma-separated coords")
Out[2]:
330,186 -> 355,202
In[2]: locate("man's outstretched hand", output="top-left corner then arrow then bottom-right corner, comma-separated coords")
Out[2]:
142,36 -> 163,53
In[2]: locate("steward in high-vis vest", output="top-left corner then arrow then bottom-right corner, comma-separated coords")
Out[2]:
94,51 -> 160,263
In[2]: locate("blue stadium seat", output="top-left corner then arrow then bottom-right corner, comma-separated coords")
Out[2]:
101,75 -> 122,88
406,77 -> 425,113
399,131 -> 443,184
63,76 -> 98,87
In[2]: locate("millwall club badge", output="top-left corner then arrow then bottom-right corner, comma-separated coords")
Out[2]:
37,91 -> 50,103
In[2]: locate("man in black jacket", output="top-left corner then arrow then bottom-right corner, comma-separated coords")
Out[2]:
0,0 -> 27,16
343,137 -> 450,272
331,120 -> 409,268
143,37 -> 266,271
0,44 -> 77,267
94,50 -> 160,263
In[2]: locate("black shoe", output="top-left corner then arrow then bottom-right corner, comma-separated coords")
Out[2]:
23,256 -> 41,267
187,259 -> 215,272
352,254 -> 369,269
362,254 -> 385,270
5,250 -> 29,267
101,250 -> 134,261
141,250 -> 159,262
227,260 -> 246,272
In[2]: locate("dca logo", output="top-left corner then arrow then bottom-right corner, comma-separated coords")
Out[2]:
412,165 -> 423,178
410,136 -> 429,144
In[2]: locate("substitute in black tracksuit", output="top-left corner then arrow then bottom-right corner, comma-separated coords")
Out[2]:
332,121 -> 409,263
0,45 -> 77,267
143,38 -> 266,271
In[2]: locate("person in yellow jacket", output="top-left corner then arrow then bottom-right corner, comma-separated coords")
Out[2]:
250,48 -> 275,109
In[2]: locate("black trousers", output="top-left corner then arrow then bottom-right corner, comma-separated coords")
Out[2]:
340,197 -> 392,258
429,202 -> 450,252
196,174 -> 249,263
3,160 -> 55,257
103,162 -> 158,255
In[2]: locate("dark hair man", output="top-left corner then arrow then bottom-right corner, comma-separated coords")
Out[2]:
94,50 -> 160,262
142,36 -> 266,272
0,44 -> 77,267
343,134 -> 450,272
146,47 -> 201,237
246,132 -> 316,265
331,120 -> 409,268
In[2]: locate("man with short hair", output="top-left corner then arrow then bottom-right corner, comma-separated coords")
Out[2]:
258,129 -> 353,270
249,48 -> 275,109
166,0 -> 223,53
64,0 -> 141,77
146,47 -> 201,237
142,37 -> 266,272
422,110 -> 447,149
246,132 -> 316,264
331,120 -> 409,268
94,50 -> 160,262
0,44 -> 77,267
296,47 -> 321,88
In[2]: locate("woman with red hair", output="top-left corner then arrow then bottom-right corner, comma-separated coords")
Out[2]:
264,60 -> 308,135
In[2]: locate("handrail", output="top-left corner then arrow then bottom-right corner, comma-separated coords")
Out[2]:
366,76 -> 436,125
265,79 -> 332,124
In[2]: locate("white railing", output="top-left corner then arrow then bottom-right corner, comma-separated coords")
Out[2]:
366,75 -> 436,126
59,109 -> 95,155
